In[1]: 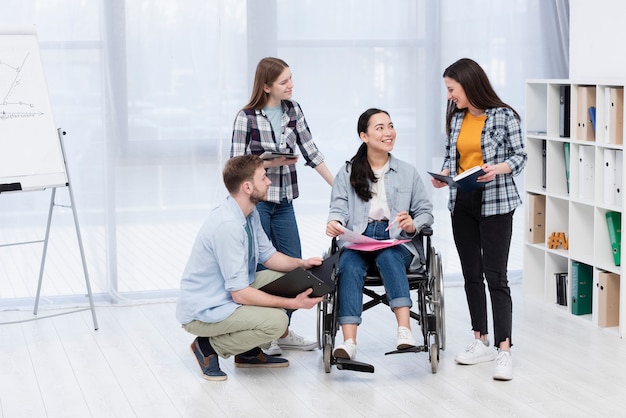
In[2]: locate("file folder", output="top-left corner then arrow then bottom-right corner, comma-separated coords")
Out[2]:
603,149 -> 617,205
605,87 -> 624,145
559,85 -> 571,137
571,261 -> 592,315
605,211 -> 621,266
555,272 -> 567,306
576,86 -> 596,141
563,142 -> 570,194
542,140 -> 546,189
578,145 -> 594,200
527,193 -> 546,244
597,271 -> 620,327
616,150 -> 623,206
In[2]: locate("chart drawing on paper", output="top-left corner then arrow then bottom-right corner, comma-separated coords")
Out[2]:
0,26 -> 67,192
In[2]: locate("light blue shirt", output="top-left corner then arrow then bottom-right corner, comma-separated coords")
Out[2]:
327,154 -> 434,270
176,196 -> 277,324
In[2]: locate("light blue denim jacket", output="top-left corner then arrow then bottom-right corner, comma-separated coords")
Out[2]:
327,154 -> 434,270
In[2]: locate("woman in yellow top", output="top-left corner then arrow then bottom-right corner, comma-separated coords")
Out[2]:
431,58 -> 527,381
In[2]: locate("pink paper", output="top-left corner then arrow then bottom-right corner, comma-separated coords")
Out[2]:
346,239 -> 410,252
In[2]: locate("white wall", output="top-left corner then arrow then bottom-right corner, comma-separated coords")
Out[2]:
570,0 -> 626,80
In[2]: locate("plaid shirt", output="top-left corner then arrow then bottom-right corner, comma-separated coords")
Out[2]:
230,99 -> 325,203
442,107 -> 527,216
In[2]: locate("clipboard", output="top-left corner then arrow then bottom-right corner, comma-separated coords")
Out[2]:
260,251 -> 339,298
259,151 -> 299,160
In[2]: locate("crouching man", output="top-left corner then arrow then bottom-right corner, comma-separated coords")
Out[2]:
176,154 -> 323,380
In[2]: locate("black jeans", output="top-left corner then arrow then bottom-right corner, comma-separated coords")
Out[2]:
452,188 -> 513,347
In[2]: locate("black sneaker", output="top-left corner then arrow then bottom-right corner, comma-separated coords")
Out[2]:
190,338 -> 227,381
234,347 -> 289,368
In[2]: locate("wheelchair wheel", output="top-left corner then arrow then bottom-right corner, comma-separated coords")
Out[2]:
316,301 -> 324,349
323,338 -> 332,373
430,342 -> 439,373
322,278 -> 339,373
430,246 -> 446,352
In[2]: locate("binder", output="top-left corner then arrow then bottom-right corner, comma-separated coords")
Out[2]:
578,145 -> 594,200
555,272 -> 568,306
559,85 -> 571,137
603,149 -> 617,205
571,261 -> 592,315
576,86 -> 596,141
527,193 -> 546,244
616,150 -> 623,206
542,140 -> 546,189
589,107 -> 596,133
563,142 -> 570,194
605,87 -> 624,145
605,211 -> 621,266
597,271 -> 620,327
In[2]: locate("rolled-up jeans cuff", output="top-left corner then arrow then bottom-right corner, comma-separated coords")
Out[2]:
338,316 -> 362,326
389,297 -> 412,311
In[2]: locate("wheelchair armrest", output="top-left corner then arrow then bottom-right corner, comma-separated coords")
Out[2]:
419,226 -> 433,237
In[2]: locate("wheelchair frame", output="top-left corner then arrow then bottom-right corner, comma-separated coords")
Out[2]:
317,227 -> 445,373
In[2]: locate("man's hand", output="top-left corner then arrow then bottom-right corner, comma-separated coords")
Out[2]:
301,257 -> 323,269
292,288 -> 324,309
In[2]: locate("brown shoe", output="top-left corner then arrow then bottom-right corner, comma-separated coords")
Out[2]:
234,347 -> 289,368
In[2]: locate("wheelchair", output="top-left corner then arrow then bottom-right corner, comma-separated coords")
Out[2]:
317,227 -> 445,373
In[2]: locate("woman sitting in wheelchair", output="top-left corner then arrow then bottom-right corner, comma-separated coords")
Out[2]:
325,108 -> 434,360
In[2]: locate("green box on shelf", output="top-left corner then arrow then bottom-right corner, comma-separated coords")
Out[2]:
571,261 -> 592,315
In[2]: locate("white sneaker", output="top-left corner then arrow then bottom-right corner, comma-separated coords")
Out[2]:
493,350 -> 513,381
333,339 -> 357,360
396,326 -> 416,349
262,340 -> 282,356
277,330 -> 317,351
455,339 -> 496,365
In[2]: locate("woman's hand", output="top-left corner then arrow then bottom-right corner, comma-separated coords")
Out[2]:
478,162 -> 511,182
391,210 -> 416,234
431,168 -> 450,189
326,220 -> 343,237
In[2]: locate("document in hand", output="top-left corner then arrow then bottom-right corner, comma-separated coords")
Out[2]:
337,225 -> 410,252
259,151 -> 298,160
428,166 -> 490,192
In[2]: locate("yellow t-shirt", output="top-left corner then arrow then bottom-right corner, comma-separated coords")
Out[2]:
457,112 -> 486,173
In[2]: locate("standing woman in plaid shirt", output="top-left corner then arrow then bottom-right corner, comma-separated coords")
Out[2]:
231,57 -> 334,354
431,58 -> 527,381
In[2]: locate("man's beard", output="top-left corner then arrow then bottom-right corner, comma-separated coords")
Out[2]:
250,186 -> 267,205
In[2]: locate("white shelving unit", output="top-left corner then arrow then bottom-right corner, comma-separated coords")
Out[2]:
524,79 -> 626,338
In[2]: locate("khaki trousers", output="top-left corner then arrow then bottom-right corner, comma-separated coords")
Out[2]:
182,270 -> 289,358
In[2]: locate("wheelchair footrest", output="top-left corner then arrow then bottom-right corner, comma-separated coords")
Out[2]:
335,358 -> 375,373
384,346 -> 427,355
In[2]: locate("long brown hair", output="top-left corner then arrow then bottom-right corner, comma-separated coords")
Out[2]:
243,57 -> 289,110
443,58 -> 520,137
349,108 -> 390,202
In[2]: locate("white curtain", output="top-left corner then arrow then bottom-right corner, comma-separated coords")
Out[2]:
0,0 -> 568,307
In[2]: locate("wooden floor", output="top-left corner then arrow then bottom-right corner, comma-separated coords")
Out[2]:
2,282 -> 626,418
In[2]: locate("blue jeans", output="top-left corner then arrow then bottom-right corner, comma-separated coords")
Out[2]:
256,198 -> 302,264
452,188 -> 514,347
337,221 -> 413,325
256,198 -> 302,323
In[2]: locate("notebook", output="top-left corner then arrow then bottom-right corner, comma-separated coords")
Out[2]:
260,251 -> 339,298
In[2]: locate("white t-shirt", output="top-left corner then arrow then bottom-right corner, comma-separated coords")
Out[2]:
368,162 -> 391,222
